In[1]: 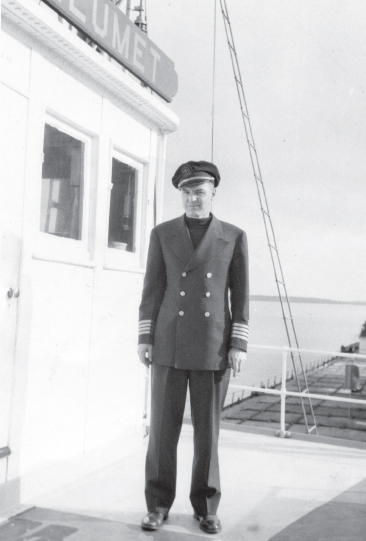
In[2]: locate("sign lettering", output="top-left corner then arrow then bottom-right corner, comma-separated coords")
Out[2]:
44,0 -> 178,102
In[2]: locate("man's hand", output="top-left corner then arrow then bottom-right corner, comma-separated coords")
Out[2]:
138,344 -> 153,368
228,347 -> 247,378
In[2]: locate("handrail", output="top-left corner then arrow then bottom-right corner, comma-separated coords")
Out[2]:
144,344 -> 366,438
248,343 -> 366,359
228,345 -> 366,438
229,383 -> 366,404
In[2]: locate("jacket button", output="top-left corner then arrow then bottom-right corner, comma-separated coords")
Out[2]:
180,291 -> 185,296
179,311 -> 184,316
205,312 -> 210,317
207,273 -> 212,278
206,292 -> 211,297
182,272 -> 187,277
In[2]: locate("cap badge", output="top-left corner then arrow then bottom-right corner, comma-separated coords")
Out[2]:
182,165 -> 193,177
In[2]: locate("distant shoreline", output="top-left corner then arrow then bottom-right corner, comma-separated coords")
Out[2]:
250,295 -> 366,306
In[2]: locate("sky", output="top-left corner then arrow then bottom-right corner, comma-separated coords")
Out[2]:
146,0 -> 366,302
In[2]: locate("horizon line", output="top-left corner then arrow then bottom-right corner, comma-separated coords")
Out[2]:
250,294 -> 366,305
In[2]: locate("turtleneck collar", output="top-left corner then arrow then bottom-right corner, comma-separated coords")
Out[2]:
184,213 -> 212,227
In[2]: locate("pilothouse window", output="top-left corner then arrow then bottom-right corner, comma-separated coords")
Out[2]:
40,124 -> 84,240
108,158 -> 137,253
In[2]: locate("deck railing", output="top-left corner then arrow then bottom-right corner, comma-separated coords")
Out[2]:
142,344 -> 366,438
228,344 -> 366,438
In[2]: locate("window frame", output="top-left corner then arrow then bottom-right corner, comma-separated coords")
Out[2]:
104,149 -> 146,272
34,113 -> 95,266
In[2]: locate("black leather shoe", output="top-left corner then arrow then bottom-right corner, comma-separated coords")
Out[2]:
194,512 -> 222,534
141,511 -> 169,531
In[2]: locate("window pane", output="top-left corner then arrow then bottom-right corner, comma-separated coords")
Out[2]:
40,124 -> 84,240
108,158 -> 137,253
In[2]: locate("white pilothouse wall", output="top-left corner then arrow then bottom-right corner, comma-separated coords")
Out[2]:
0,0 -> 178,513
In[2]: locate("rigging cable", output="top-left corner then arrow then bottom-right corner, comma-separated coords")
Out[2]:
218,0 -> 318,435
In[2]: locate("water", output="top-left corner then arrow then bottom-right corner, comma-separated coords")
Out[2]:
236,301 -> 366,387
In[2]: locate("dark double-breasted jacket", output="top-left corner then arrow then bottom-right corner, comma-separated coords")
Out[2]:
138,214 -> 249,371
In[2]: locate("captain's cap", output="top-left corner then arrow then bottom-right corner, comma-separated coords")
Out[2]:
172,160 -> 221,189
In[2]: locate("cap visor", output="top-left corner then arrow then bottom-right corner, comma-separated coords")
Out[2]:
178,176 -> 214,188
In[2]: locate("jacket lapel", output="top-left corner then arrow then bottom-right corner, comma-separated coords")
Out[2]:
184,215 -> 229,272
166,215 -> 194,265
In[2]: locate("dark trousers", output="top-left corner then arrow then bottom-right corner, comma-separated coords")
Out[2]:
145,364 -> 230,516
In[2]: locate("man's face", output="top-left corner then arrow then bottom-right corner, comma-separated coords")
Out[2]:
180,182 -> 215,219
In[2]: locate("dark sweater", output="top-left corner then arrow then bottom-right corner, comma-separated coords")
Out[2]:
184,214 -> 212,250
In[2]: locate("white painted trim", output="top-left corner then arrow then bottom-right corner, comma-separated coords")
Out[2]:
34,113 -> 96,264
104,150 -> 146,271
155,134 -> 167,225
1,80 -> 30,101
2,0 -> 179,135
0,430 -> 145,515
102,264 -> 145,274
32,253 -> 97,268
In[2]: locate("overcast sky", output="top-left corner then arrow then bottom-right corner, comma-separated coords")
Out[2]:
147,0 -> 366,302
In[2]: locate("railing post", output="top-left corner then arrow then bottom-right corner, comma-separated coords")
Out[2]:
276,346 -> 291,438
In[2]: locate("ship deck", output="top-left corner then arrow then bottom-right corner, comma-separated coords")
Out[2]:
1,424 -> 365,540
222,357 -> 366,443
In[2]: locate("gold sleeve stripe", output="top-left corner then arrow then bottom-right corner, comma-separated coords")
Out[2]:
139,319 -> 155,334
231,333 -> 249,338
231,323 -> 249,340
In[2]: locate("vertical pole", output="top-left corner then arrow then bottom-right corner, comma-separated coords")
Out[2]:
278,346 -> 290,438
211,0 -> 217,162
348,389 -> 351,420
126,0 -> 132,20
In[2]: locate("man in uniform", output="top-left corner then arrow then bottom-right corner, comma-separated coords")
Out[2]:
138,160 -> 249,534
